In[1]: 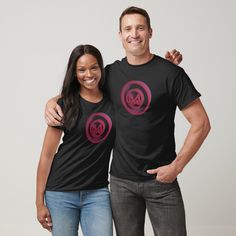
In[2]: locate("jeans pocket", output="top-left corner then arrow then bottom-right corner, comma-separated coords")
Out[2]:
154,179 -> 172,185
150,179 -> 179,192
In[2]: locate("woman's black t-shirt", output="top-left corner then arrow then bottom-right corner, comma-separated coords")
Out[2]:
46,95 -> 115,191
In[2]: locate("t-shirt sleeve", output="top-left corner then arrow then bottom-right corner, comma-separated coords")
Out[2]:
170,68 -> 201,110
103,65 -> 109,95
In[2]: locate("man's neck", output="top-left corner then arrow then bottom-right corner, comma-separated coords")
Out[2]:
126,52 -> 154,65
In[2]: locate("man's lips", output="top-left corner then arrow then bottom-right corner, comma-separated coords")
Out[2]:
128,40 -> 142,44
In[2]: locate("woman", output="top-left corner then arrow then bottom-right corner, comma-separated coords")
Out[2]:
36,45 -> 115,236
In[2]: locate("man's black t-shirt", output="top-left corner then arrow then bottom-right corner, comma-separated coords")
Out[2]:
105,55 -> 201,181
46,96 -> 115,191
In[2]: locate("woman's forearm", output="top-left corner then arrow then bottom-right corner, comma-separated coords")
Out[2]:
36,127 -> 62,207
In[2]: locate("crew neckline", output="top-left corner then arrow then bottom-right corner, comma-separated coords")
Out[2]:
79,94 -> 104,105
124,54 -> 156,68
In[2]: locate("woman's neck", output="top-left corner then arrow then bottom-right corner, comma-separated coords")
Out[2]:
79,88 -> 103,103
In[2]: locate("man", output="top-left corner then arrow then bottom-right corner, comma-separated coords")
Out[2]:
45,6 -> 210,236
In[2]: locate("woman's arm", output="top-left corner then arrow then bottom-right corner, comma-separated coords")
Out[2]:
36,126 -> 62,231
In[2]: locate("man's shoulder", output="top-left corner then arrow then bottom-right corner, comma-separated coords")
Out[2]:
154,55 -> 185,80
154,55 -> 182,71
105,58 -> 125,72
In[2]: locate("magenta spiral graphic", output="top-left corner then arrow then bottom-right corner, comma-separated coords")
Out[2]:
86,113 -> 112,144
121,80 -> 152,115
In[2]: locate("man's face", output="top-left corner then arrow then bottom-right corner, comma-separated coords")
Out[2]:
119,13 -> 152,57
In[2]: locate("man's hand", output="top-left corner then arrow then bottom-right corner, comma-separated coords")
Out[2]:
147,162 -> 180,183
165,49 -> 183,65
44,96 -> 63,126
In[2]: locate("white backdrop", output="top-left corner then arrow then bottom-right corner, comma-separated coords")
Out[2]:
0,0 -> 235,235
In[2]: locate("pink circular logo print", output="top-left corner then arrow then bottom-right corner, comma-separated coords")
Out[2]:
86,113 -> 112,144
121,80 -> 152,115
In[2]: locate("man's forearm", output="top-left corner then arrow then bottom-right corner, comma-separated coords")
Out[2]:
172,119 -> 211,173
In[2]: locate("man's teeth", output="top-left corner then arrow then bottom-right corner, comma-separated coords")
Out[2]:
130,40 -> 141,43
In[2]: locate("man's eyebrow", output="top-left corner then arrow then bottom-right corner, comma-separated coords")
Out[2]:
123,24 -> 145,28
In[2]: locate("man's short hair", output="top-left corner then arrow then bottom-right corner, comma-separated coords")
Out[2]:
119,6 -> 151,31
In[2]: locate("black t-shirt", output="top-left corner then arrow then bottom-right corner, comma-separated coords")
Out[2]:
46,96 -> 115,191
105,55 -> 201,181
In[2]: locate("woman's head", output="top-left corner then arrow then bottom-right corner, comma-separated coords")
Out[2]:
75,53 -> 102,93
61,44 -> 104,130
62,44 -> 105,96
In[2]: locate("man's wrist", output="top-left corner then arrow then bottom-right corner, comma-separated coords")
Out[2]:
171,158 -> 184,174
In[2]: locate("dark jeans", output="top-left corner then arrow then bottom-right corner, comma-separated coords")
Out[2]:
110,175 -> 186,236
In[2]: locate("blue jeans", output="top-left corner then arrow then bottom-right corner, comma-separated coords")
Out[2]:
45,187 -> 113,236
110,175 -> 186,236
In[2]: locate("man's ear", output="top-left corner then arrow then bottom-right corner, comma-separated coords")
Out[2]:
118,31 -> 122,41
149,28 -> 153,38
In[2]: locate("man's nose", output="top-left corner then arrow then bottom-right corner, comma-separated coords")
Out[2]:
131,28 -> 138,38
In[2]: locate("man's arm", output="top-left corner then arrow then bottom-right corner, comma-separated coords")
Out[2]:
44,49 -> 183,126
147,98 -> 211,183
44,95 -> 63,126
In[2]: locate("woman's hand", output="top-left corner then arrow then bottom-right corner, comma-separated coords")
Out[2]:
165,49 -> 183,65
37,205 -> 52,232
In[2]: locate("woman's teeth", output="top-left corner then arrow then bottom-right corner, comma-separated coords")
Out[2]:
84,78 -> 96,85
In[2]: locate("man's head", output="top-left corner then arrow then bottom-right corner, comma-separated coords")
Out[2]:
119,6 -> 152,59
119,6 -> 151,32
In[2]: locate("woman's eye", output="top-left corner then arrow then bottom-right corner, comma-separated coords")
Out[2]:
92,66 -> 99,71
78,69 -> 85,72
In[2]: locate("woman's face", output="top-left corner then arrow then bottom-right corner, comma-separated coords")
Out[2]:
76,54 -> 102,91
